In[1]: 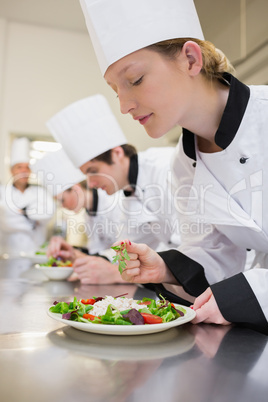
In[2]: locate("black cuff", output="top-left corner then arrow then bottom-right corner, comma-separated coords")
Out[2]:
132,283 -> 192,307
93,253 -> 109,261
212,273 -> 268,335
73,246 -> 89,255
158,249 -> 209,297
154,284 -> 192,306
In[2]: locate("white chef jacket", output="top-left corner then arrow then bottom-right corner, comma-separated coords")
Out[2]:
0,184 -> 55,255
84,148 -> 181,260
85,188 -> 121,260
128,147 -> 181,248
157,73 -> 268,334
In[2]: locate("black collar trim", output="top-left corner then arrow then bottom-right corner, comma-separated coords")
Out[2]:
12,183 -> 30,190
124,153 -> 138,197
182,73 -> 250,160
86,188 -> 98,216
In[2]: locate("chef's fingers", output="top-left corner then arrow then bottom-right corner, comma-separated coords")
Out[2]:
112,239 -> 150,258
191,292 -> 231,325
47,247 -> 60,258
67,272 -> 79,282
122,259 -> 141,270
46,236 -> 65,257
57,250 -> 73,260
126,252 -> 138,260
46,242 -> 59,257
192,308 -> 231,326
121,267 -> 142,282
121,258 -> 141,280
191,287 -> 212,311
73,257 -> 89,268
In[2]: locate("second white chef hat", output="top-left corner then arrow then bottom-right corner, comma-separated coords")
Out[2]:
10,137 -> 30,167
80,0 -> 204,75
31,148 -> 86,196
46,94 -> 127,168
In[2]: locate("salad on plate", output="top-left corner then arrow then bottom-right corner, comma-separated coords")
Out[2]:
49,294 -> 186,326
40,257 -> 73,267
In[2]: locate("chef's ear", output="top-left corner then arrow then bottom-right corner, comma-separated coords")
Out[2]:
181,41 -> 203,76
111,146 -> 125,161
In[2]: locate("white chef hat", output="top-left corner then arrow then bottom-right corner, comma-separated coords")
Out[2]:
46,94 -> 127,168
31,148 -> 86,196
10,137 -> 30,166
80,0 -> 204,75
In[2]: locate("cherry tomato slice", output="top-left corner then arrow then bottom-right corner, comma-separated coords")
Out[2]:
83,313 -> 99,320
81,299 -> 96,305
141,313 -> 163,324
140,301 -> 151,305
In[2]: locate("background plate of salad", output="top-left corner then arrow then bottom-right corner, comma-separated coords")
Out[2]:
35,257 -> 73,281
47,296 -> 196,336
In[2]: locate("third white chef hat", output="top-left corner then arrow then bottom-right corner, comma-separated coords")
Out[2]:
46,94 -> 127,168
80,0 -> 204,75
10,137 -> 30,167
31,148 -> 86,196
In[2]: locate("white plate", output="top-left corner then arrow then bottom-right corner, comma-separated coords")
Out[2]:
47,304 -> 196,335
35,264 -> 73,281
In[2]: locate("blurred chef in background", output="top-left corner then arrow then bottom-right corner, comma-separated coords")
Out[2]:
0,137 -> 54,256
33,147 -> 126,284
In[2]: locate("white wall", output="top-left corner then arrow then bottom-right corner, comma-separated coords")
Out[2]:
0,18 -> 7,182
0,20 -> 172,183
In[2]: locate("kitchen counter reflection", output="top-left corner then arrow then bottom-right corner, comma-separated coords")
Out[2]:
47,325 -> 195,361
1,258 -> 268,402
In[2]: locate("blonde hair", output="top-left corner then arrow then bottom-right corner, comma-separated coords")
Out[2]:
148,38 -> 235,81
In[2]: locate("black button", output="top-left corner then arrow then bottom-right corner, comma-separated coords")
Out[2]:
192,162 -> 196,168
240,157 -> 249,164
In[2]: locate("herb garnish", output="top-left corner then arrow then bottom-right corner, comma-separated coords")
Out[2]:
111,242 -> 130,274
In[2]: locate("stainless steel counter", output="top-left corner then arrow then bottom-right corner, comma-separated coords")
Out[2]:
1,258 -> 268,402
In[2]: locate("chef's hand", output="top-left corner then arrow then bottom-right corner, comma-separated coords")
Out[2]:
191,287 -> 231,325
71,255 -> 125,284
46,236 -> 76,261
112,240 -> 177,285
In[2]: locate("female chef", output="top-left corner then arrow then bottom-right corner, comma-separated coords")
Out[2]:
79,0 -> 268,333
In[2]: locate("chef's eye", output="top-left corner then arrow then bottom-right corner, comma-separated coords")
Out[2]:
132,76 -> 143,86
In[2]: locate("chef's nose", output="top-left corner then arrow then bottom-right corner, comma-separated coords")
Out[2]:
87,175 -> 98,189
21,166 -> 30,172
118,93 -> 136,115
